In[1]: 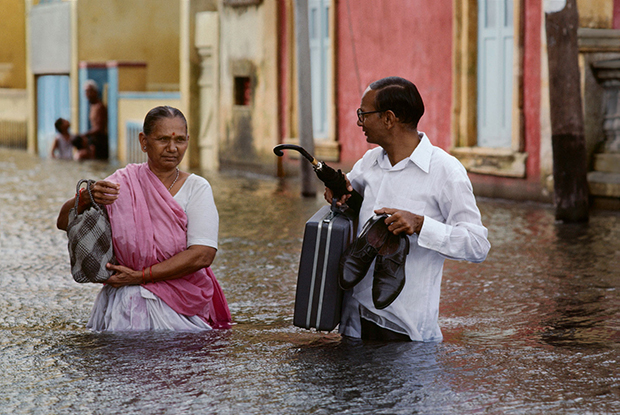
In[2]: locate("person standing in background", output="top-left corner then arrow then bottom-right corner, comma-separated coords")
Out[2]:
81,80 -> 109,160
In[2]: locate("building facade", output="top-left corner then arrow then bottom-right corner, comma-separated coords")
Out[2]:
1,0 -> 620,206
274,0 -> 620,204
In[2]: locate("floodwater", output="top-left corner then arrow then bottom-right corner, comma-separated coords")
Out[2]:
1,147 -> 620,414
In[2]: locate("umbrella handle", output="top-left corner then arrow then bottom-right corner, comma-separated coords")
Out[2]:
273,144 -> 319,166
273,144 -> 362,216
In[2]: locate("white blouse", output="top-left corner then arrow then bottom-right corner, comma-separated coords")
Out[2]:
173,174 -> 219,250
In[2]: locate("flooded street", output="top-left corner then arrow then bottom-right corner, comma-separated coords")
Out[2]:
1,147 -> 620,414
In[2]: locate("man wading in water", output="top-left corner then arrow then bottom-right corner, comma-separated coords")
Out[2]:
326,76 -> 490,342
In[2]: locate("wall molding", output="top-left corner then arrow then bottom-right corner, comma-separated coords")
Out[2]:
451,146 -> 528,178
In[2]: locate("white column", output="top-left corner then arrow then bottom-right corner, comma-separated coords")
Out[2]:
195,12 -> 220,171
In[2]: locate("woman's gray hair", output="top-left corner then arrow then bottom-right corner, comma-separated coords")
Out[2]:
143,106 -> 188,136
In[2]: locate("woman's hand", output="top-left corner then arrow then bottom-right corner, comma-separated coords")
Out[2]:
104,263 -> 141,288
56,180 -> 121,231
88,180 -> 120,206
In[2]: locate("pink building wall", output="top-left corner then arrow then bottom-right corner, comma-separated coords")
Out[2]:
277,1 -> 617,201
523,0 -> 542,182
334,1 -> 547,201
336,1 -> 454,166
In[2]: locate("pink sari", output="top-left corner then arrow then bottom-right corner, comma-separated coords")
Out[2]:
105,163 -> 232,329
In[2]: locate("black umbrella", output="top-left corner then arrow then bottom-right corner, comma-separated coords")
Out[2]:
273,144 -> 362,215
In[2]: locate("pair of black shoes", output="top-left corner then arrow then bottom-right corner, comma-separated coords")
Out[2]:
339,215 -> 410,309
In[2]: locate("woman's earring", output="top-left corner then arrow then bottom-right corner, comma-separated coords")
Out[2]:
143,146 -> 147,150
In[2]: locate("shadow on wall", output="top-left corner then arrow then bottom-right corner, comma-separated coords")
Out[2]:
221,107 -> 257,169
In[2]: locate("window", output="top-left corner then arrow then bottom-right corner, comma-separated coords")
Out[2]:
477,0 -> 514,148
309,0 -> 331,139
451,0 -> 526,178
234,76 -> 251,106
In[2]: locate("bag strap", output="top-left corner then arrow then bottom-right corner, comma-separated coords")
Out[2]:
73,179 -> 103,212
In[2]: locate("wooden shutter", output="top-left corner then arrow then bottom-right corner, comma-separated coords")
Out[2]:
309,0 -> 331,139
477,0 -> 513,148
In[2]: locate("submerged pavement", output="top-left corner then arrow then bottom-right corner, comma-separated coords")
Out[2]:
1,147 -> 620,414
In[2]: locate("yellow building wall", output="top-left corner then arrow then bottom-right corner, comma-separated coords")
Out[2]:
0,0 -> 27,88
0,89 -> 28,118
77,0 -> 181,91
219,1 -> 279,172
578,0 -> 615,28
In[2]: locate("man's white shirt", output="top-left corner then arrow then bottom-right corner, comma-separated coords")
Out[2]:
340,132 -> 491,341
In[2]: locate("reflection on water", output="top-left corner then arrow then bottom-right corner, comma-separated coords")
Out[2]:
1,148 -> 620,414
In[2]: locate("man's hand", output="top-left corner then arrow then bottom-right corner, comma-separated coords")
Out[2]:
375,207 -> 424,235
323,175 -> 354,207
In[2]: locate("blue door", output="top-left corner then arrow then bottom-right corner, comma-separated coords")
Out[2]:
37,75 -> 71,158
477,0 -> 513,148
309,0 -> 331,140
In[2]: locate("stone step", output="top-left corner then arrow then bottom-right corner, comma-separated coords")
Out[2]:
593,153 -> 620,174
588,171 -> 620,197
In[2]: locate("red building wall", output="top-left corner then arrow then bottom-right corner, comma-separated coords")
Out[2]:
333,0 -> 548,201
523,0 -> 542,182
336,1 -> 454,166
276,1 -> 614,202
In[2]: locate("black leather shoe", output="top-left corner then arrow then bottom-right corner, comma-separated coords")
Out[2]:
339,214 -> 390,290
372,233 -> 410,309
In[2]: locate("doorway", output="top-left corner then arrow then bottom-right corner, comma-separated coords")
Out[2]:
36,75 -> 70,158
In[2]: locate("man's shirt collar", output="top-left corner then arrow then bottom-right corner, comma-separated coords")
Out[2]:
376,132 -> 432,173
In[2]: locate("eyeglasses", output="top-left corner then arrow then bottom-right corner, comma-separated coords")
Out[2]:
356,108 -> 383,123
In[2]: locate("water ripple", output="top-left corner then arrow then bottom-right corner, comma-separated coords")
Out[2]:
2,149 -> 620,413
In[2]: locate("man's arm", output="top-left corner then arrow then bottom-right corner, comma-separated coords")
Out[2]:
83,103 -> 107,137
323,174 -> 354,207
417,171 -> 490,263
377,174 -> 489,263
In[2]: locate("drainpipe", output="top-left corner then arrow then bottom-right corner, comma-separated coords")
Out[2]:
294,0 -> 316,197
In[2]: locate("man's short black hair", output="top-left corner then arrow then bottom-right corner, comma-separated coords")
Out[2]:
369,77 -> 425,129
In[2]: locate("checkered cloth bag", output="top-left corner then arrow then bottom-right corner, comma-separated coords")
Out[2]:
66,179 -> 116,283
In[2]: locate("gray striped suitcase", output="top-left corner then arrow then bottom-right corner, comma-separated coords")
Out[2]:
294,205 -> 354,331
